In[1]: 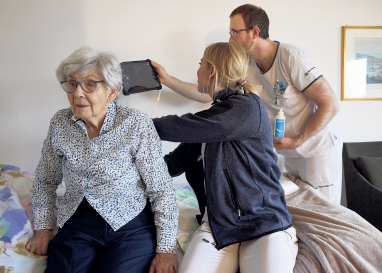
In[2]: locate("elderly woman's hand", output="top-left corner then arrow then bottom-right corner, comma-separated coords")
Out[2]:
25,229 -> 53,256
149,253 -> 178,273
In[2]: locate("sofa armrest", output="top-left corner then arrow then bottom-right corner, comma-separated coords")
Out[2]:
343,143 -> 382,231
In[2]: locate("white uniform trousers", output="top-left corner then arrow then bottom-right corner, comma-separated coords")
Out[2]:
284,138 -> 343,204
179,223 -> 298,273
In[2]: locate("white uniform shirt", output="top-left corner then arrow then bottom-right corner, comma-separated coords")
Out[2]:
247,42 -> 341,158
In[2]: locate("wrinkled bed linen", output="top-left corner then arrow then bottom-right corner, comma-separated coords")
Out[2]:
2,165 -> 382,273
287,175 -> 382,273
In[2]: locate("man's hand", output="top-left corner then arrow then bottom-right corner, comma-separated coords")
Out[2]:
273,136 -> 302,150
25,229 -> 53,256
149,253 -> 178,273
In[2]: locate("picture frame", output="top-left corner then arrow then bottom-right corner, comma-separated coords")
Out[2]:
341,26 -> 382,101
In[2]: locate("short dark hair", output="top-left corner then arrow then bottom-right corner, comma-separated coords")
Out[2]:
230,4 -> 269,39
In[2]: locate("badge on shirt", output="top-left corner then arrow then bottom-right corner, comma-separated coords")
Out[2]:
304,67 -> 316,76
274,79 -> 289,95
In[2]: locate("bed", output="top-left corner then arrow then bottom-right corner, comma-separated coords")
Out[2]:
1,164 -> 382,273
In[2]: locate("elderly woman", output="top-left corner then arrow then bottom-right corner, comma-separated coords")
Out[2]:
25,46 -> 179,273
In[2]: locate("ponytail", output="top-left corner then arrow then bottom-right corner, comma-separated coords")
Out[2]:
242,82 -> 258,94
203,42 -> 258,96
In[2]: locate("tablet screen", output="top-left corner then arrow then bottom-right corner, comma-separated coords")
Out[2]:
121,60 -> 162,95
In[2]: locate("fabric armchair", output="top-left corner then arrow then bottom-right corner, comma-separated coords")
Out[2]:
343,141 -> 382,232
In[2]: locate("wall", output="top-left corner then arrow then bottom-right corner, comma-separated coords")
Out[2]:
1,0 -> 382,189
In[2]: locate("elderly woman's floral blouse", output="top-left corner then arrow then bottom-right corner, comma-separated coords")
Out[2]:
32,101 -> 178,254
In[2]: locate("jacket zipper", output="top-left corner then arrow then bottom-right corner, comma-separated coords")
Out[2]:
203,143 -> 222,250
223,169 -> 243,221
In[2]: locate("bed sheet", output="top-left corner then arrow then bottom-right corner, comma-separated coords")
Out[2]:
4,164 -> 381,273
0,165 -> 67,273
286,174 -> 382,273
0,165 -> 196,273
173,176 -> 382,273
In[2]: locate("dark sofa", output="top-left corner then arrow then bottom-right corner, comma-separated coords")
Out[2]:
343,141 -> 382,232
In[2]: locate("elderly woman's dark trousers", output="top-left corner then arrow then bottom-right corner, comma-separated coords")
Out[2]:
45,198 -> 156,273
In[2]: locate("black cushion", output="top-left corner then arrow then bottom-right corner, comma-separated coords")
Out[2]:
356,156 -> 382,191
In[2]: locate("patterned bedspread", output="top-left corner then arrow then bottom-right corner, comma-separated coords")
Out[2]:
0,165 -> 66,272
0,164 -> 195,273
4,164 -> 381,273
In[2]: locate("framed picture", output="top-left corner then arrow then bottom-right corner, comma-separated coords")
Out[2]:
341,26 -> 382,101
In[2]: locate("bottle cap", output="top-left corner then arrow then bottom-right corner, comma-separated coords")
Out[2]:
277,108 -> 285,118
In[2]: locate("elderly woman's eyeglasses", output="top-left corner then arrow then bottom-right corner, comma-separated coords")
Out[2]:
229,28 -> 252,38
60,79 -> 105,93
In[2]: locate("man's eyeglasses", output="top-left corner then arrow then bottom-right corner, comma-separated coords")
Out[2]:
229,28 -> 252,38
60,79 -> 105,93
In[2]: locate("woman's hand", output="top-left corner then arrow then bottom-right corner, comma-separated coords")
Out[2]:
149,253 -> 178,273
151,61 -> 170,85
151,60 -> 208,103
25,229 -> 53,256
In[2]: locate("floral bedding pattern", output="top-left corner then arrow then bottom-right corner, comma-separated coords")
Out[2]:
0,165 -> 65,273
0,164 -> 198,273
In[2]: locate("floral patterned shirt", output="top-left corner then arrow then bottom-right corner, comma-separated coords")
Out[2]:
32,101 -> 178,254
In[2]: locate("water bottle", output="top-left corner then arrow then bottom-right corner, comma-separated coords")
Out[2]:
274,109 -> 285,138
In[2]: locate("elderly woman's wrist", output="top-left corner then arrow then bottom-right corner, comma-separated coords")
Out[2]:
34,229 -> 53,236
156,246 -> 177,255
32,207 -> 55,230
34,223 -> 54,230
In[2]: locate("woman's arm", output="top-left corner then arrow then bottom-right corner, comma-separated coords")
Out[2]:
163,143 -> 189,177
151,61 -> 212,103
27,116 -> 63,255
32,119 -> 63,230
153,95 -> 261,143
134,117 -> 179,255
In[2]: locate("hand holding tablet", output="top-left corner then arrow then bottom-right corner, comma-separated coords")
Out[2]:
121,59 -> 162,95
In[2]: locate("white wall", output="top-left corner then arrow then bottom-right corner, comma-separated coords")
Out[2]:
1,0 -> 382,186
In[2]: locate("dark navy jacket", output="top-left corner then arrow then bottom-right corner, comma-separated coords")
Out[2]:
153,89 -> 292,250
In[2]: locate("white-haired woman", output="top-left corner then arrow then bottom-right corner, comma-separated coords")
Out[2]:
152,42 -> 298,273
26,46 -> 179,273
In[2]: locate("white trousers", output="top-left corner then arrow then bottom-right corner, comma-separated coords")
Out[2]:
179,223 -> 298,273
284,139 -> 343,204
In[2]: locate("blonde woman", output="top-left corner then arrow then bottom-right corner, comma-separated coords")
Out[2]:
152,42 -> 298,273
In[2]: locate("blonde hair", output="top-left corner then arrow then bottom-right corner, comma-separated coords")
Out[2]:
202,42 -> 257,95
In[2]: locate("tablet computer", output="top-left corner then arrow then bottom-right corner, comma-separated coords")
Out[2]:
120,59 -> 162,95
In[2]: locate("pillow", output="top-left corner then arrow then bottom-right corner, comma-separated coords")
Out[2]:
176,200 -> 200,263
356,156 -> 382,191
280,173 -> 299,195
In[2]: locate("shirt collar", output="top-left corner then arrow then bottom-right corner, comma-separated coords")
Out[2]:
99,102 -> 116,134
71,113 -> 81,122
256,41 -> 280,74
212,88 -> 239,105
70,101 -> 117,134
